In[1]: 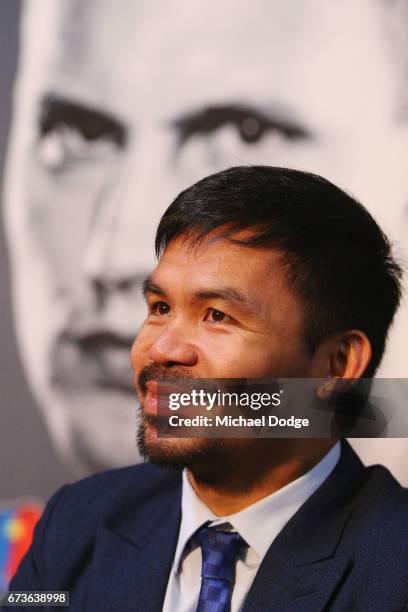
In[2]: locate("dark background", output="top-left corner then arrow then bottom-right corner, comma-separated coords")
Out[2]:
0,0 -> 71,502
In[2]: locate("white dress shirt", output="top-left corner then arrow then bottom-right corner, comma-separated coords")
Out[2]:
162,441 -> 341,612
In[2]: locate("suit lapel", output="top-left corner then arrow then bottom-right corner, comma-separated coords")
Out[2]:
242,441 -> 368,612
86,469 -> 182,612
242,546 -> 351,611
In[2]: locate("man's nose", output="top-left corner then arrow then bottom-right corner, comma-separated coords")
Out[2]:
147,322 -> 198,367
82,140 -> 177,288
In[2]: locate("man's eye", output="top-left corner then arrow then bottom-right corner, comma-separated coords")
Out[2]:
237,115 -> 267,144
36,96 -> 126,170
151,301 -> 171,316
175,105 -> 309,147
205,308 -> 231,323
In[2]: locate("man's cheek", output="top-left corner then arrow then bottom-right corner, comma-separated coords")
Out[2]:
198,338 -> 243,377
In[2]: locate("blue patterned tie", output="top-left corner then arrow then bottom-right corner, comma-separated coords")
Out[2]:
195,526 -> 246,612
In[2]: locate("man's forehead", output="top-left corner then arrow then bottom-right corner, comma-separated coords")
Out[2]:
24,0 -> 295,87
23,0 -> 395,65
154,232 -> 287,278
20,0 -> 401,122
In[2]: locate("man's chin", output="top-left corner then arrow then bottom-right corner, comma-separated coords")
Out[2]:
136,422 -> 228,481
43,385 -> 141,476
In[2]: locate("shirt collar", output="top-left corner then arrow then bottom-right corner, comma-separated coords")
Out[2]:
173,470 -> 218,572
174,441 -> 341,571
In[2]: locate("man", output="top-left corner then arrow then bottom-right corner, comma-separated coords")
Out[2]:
7,167 -> 408,611
3,0 -> 408,477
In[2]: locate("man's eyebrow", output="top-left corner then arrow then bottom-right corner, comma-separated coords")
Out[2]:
142,277 -> 167,297
194,287 -> 259,314
142,280 -> 259,314
39,94 -> 127,146
171,102 -> 311,144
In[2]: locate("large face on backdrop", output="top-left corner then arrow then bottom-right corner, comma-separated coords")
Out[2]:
3,0 -> 408,474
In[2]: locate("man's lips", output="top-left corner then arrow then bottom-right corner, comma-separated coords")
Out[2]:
143,380 -> 186,416
52,330 -> 136,392
145,381 -> 158,415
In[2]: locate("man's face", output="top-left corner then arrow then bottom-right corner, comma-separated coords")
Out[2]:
4,0 -> 408,473
131,233 -> 314,469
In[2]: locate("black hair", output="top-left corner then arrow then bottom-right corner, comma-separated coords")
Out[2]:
155,166 -> 402,376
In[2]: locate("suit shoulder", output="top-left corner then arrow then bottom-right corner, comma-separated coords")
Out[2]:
335,463 -> 408,604
364,463 -> 408,510
53,462 -> 181,515
351,463 -> 408,542
10,463 -> 182,590
38,462 -> 181,551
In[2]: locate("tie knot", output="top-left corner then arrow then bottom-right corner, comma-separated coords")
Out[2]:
197,526 -> 246,585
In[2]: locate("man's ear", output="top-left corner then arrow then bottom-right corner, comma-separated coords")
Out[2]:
330,330 -> 372,379
311,330 -> 372,380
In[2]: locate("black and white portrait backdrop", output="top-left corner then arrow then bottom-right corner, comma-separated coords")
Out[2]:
1,0 -> 408,507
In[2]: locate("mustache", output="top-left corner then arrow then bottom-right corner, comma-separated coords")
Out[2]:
138,364 -> 198,394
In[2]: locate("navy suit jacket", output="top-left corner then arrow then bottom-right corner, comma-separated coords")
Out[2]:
6,441 -> 408,611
